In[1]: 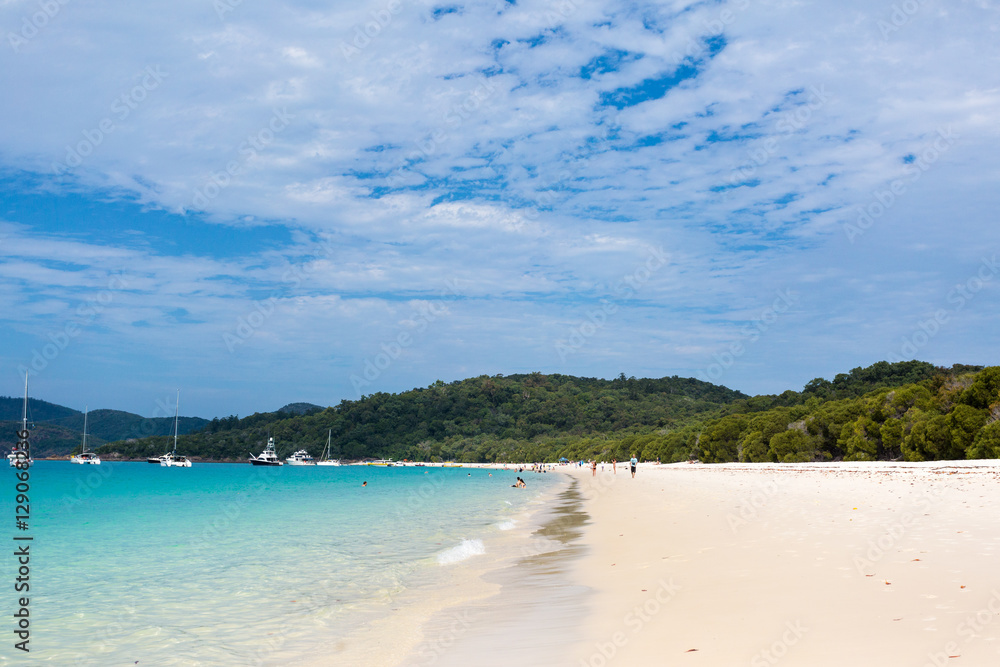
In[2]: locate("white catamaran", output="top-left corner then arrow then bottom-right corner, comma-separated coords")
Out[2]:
70,406 -> 101,465
7,375 -> 33,468
161,390 -> 192,467
315,429 -> 341,466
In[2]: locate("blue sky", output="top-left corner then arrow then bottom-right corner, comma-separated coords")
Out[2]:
2,0 -> 999,418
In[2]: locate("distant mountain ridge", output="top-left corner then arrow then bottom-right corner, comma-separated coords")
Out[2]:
0,398 -> 209,457
278,402 -> 323,415
0,396 -> 79,422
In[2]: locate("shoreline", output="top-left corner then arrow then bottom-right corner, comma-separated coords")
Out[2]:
398,475 -> 590,667
380,460 -> 1000,666
289,468 -> 574,667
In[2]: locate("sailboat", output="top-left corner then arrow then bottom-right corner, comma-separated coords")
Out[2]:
7,375 -> 33,468
70,407 -> 101,464
315,429 -> 341,466
161,390 -> 192,467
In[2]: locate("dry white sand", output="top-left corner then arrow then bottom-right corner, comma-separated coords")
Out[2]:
567,461 -> 1000,667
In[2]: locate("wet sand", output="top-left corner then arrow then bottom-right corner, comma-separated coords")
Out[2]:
399,478 -> 590,667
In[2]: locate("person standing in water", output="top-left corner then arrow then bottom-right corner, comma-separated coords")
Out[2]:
630,455 -> 637,478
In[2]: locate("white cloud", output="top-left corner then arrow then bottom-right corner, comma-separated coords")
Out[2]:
1,0 -> 999,414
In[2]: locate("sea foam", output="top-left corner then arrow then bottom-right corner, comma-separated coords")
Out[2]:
436,538 -> 485,565
497,520 -> 516,530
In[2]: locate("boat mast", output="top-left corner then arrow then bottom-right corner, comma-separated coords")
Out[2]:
173,389 -> 180,455
82,406 -> 88,454
21,373 -> 28,435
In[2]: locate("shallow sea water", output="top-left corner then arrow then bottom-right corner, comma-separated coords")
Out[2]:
0,461 -> 560,665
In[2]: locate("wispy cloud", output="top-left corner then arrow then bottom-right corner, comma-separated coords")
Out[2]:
1,0 -> 999,414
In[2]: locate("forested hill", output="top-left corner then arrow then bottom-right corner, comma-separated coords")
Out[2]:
0,396 -> 79,422
639,362 -> 997,465
0,398 -> 209,457
98,373 -> 747,462
97,362 -> 1000,464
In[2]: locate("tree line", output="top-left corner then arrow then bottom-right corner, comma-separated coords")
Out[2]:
96,362 -> 1000,464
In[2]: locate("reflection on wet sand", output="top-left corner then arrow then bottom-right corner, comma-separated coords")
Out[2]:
405,479 -> 590,667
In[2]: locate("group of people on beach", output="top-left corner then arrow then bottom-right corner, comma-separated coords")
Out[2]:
590,456 -> 638,478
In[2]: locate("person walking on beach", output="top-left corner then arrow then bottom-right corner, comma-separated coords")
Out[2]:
630,455 -> 637,478
591,459 -> 597,477
612,458 -> 617,474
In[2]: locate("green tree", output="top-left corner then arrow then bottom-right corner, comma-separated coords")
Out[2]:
947,404 -> 988,458
959,366 -> 1000,409
879,418 -> 904,459
768,429 -> 816,463
841,416 -> 880,461
967,420 -> 1000,459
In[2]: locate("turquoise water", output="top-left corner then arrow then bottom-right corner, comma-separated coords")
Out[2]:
0,462 -> 559,665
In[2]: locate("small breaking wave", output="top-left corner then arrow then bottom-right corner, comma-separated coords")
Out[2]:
496,520 -> 516,531
436,539 -> 485,565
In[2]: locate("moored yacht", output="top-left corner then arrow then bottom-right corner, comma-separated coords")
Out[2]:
286,449 -> 316,465
160,391 -> 192,468
8,375 -> 33,468
315,429 -> 341,466
70,407 -> 101,465
250,437 -> 283,466
160,451 -> 192,467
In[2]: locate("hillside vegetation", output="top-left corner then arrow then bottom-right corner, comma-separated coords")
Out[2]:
0,397 -> 209,457
0,421 -> 106,458
94,362 -> 1000,464
99,373 -> 747,461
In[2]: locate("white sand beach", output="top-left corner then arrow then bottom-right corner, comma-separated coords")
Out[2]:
566,461 -> 1000,666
